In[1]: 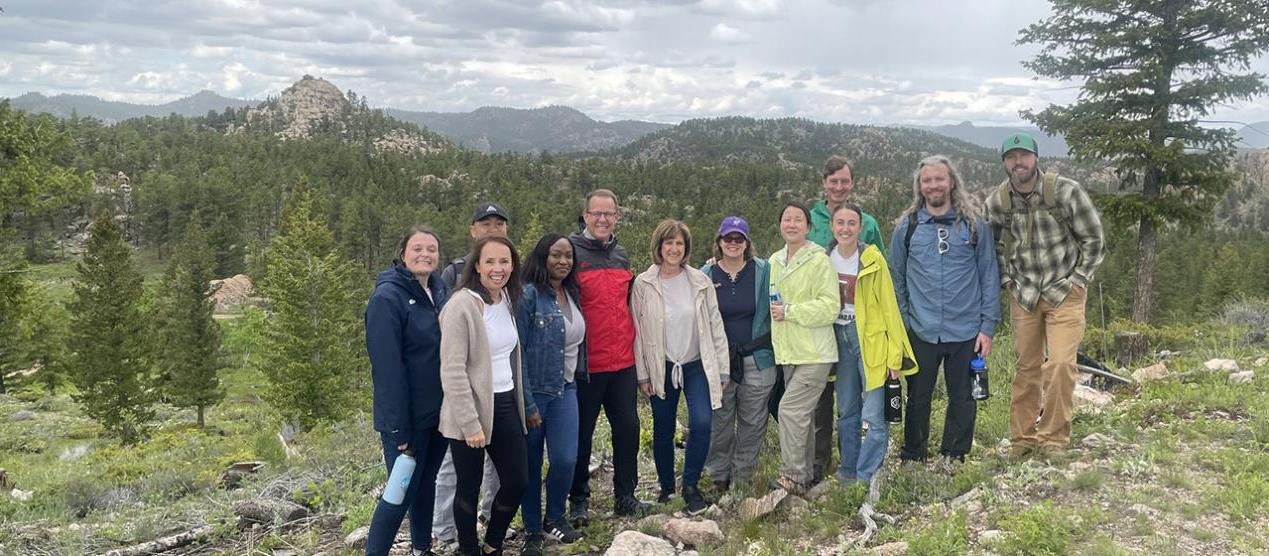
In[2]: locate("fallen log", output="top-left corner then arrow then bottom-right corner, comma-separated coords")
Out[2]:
102,525 -> 215,556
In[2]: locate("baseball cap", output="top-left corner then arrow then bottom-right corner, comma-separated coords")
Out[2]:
1001,132 -> 1039,159
472,202 -> 509,223
717,215 -> 750,240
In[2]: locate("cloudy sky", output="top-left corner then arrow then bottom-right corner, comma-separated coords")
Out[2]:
3,0 -> 1268,126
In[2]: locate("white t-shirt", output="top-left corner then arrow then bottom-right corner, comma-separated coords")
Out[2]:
660,271 -> 701,364
831,248 -> 860,324
476,291 -> 518,394
562,294 -> 586,382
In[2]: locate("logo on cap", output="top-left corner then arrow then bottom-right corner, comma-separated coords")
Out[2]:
1014,137 -> 1021,145
486,206 -> 497,212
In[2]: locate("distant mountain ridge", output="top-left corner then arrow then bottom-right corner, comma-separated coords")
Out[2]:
8,90 -> 255,123
384,105 -> 672,154
904,121 -> 1071,157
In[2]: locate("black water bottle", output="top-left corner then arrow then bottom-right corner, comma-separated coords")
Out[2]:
971,355 -> 990,401
884,376 -> 903,423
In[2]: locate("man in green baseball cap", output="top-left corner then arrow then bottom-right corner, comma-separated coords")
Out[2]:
985,131 -> 1104,459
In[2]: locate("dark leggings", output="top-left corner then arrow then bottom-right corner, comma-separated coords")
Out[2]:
449,391 -> 528,553
571,366 -> 640,501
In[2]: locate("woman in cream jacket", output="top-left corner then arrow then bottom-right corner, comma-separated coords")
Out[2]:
632,219 -> 728,516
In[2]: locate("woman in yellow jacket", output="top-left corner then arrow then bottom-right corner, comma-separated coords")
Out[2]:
827,203 -> 916,484
769,202 -> 841,494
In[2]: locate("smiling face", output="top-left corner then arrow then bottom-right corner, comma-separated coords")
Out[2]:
1004,149 -> 1039,186
832,206 -> 862,246
823,165 -> 854,206
475,241 -> 514,294
919,162 -> 954,209
780,206 -> 809,244
718,233 -> 748,261
402,232 -> 439,278
582,195 -> 620,242
546,238 -> 574,283
660,233 -> 686,268
470,215 -> 508,239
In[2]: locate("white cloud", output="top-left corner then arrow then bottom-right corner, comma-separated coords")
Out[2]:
707,23 -> 751,44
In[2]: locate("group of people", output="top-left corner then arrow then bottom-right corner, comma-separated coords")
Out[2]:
362,132 -> 1106,556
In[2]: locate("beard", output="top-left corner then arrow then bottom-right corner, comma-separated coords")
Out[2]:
1008,165 -> 1038,186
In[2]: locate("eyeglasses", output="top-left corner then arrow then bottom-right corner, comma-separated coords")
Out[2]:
937,227 -> 950,255
720,235 -> 748,245
586,210 -> 619,221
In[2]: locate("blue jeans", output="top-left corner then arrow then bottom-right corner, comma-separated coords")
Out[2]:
366,427 -> 448,556
834,323 -> 889,483
650,360 -> 713,491
521,382 -> 580,533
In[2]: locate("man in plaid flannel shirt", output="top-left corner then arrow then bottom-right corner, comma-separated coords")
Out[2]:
985,132 -> 1104,456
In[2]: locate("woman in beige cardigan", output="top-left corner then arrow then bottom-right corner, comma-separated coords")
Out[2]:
438,236 -> 527,556
632,219 -> 729,516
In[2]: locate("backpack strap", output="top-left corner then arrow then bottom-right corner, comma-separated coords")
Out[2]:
903,212 -> 918,256
995,179 -> 1017,261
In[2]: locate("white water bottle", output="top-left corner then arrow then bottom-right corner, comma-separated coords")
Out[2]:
382,452 -> 416,505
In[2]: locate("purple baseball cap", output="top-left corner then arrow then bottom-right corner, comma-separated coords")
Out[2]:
717,215 -> 750,240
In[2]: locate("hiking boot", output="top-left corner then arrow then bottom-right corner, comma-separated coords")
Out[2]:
521,533 -> 545,556
614,495 -> 653,517
682,485 -> 710,516
1008,443 -> 1035,460
544,518 -> 585,544
657,488 -> 674,504
568,497 -> 589,529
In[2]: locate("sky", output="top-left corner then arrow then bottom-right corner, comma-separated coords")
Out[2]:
2,0 -> 1268,126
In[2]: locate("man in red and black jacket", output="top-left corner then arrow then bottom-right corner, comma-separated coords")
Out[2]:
567,189 -> 653,525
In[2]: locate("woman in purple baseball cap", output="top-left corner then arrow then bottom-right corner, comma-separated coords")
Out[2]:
700,215 -> 776,492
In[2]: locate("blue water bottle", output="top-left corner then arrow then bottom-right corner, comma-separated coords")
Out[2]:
382,452 -> 416,505
970,356 -> 989,401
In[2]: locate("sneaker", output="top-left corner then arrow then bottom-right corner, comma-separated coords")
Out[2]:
770,475 -> 804,495
681,485 -> 710,516
568,497 -> 590,529
521,533 -> 545,556
431,536 -> 458,555
544,518 -> 585,544
657,488 -> 674,504
476,514 -> 518,540
614,495 -> 654,517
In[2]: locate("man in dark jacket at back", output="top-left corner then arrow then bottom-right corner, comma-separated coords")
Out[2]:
440,202 -> 510,289
567,189 -> 652,526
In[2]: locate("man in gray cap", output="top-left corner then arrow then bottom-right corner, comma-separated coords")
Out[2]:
433,201 -> 513,549
440,201 -> 510,289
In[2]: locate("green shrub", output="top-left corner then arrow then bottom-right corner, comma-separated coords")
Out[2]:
908,510 -> 968,555
62,476 -> 108,518
993,502 -> 1083,555
252,429 -> 287,466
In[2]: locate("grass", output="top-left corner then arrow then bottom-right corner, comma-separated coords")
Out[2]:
2,317 -> 1268,555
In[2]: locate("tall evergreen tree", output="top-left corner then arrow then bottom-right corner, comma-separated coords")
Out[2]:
154,218 -> 224,427
257,182 -> 368,429
208,211 -> 245,278
69,214 -> 152,443
1019,0 -> 1269,322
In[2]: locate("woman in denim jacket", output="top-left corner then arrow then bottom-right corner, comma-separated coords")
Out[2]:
516,233 -> 587,556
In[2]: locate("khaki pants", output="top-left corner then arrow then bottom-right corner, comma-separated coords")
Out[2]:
1008,286 -> 1087,449
778,363 -> 832,485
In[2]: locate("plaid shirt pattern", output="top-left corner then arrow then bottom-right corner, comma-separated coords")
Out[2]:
985,175 -> 1105,312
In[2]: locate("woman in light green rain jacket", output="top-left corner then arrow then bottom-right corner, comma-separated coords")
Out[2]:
767,201 -> 840,494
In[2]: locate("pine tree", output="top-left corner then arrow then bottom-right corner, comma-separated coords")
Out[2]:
208,211 -> 245,278
154,218 -> 224,427
1019,0 -> 1269,323
22,287 -> 70,394
257,182 -> 368,430
517,211 -> 546,257
69,214 -> 153,443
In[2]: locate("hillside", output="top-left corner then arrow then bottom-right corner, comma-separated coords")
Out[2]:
1239,121 -> 1269,149
7,90 -> 254,123
385,105 -> 671,154
907,121 -> 1071,157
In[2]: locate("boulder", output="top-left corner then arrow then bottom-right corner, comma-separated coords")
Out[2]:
342,525 -> 369,549
209,274 -> 262,311
738,489 -> 788,521
873,541 -> 909,555
221,461 -> 266,489
233,498 -> 310,528
1229,370 -> 1255,385
978,530 -> 1004,543
11,488 -> 33,502
12,410 -> 34,421
1131,362 -> 1169,382
1204,358 -> 1239,372
1073,385 -> 1113,413
1079,433 -> 1115,450
636,513 -> 672,534
1255,356 -> 1267,367
604,530 -> 678,556
59,445 -> 91,462
805,479 -> 834,501
950,487 -> 982,511
663,518 -> 724,548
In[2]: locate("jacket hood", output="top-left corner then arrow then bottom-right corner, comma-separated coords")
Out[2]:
377,261 -> 444,298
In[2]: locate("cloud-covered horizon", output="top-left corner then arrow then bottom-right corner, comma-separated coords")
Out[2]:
3,0 -> 1268,126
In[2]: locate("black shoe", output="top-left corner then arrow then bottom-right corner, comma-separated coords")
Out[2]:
682,485 -> 710,516
568,497 -> 589,529
614,495 -> 653,517
521,533 -> 545,556
712,478 -> 731,492
657,487 -> 674,504
544,519 -> 585,544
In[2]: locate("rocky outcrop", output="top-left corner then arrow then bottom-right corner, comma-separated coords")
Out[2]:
246,76 -> 349,141
210,274 -> 263,311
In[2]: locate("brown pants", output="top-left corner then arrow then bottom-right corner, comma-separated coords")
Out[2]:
1008,286 -> 1087,449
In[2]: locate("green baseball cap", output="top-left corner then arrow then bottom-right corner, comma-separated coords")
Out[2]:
1001,132 -> 1039,159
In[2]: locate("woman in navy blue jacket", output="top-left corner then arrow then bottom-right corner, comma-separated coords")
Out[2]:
364,226 -> 451,556
517,233 -> 587,556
